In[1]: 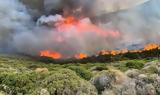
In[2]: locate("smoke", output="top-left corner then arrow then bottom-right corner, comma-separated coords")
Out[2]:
106,0 -> 160,47
0,0 -> 32,52
0,0 -> 160,58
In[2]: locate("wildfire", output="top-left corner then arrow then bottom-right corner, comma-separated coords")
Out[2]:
40,50 -> 62,59
39,16 -> 160,60
144,43 -> 159,51
39,43 -> 160,59
99,43 -> 160,56
57,16 -> 120,37
63,16 -> 77,25
75,53 -> 88,59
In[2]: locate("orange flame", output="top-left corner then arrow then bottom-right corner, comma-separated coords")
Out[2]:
64,16 -> 77,25
57,16 -> 120,38
75,53 -> 88,59
144,43 -> 159,51
40,50 -> 62,59
99,43 -> 160,56
39,16 -> 160,59
39,43 -> 160,59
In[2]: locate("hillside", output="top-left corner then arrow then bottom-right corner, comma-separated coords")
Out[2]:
0,54 -> 159,95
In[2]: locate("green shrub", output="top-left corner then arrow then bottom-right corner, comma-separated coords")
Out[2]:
39,69 -> 97,95
0,72 -> 38,94
126,61 -> 144,69
68,66 -> 93,80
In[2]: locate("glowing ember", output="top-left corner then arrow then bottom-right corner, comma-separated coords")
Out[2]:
40,50 -> 62,59
75,53 -> 88,59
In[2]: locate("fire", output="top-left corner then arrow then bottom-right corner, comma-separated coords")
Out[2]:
98,43 -> 160,56
57,16 -> 120,38
64,16 -> 77,25
75,53 -> 88,59
99,50 -> 110,55
40,50 -> 62,59
39,43 -> 160,59
144,43 -> 159,51
39,16 -> 160,59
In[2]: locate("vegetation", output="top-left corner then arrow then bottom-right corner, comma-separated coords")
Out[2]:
67,66 -> 93,80
0,54 -> 159,95
125,60 -> 144,69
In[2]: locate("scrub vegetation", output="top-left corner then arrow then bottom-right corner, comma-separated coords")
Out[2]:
0,54 -> 159,95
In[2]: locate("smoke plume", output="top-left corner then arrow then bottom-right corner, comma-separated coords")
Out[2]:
0,0 -> 160,58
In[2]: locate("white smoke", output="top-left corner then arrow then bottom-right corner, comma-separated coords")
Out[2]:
0,0 -> 160,58
103,0 -> 160,47
0,0 -> 32,52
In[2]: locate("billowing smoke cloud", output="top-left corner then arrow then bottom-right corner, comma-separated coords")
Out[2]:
0,0 -> 160,58
0,0 -> 32,52
106,0 -> 160,47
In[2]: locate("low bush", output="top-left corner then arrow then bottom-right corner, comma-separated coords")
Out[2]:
39,69 -> 97,95
142,65 -> 159,74
67,66 -> 93,80
0,72 -> 38,94
126,61 -> 144,69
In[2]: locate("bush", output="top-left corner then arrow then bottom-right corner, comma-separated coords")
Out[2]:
126,61 -> 144,69
0,69 -> 97,95
142,65 -> 159,74
67,66 -> 93,80
0,72 -> 38,94
39,69 -> 97,95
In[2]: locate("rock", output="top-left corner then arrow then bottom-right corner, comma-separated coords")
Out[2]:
35,68 -> 49,73
91,70 -> 116,93
91,69 -> 128,94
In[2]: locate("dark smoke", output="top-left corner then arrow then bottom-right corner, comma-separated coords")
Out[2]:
0,0 -> 160,57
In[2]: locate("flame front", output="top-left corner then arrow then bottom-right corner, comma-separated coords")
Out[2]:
99,43 -> 160,56
144,43 -> 159,51
75,53 -> 88,59
39,43 -> 160,59
40,50 -> 62,59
